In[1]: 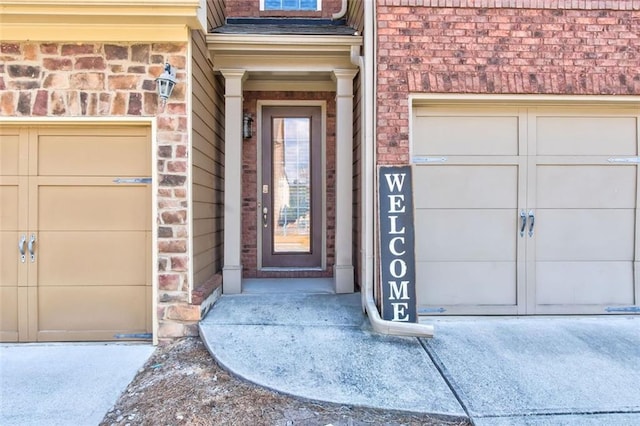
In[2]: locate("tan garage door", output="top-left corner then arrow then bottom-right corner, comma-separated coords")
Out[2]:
412,105 -> 640,315
1,125 -> 151,342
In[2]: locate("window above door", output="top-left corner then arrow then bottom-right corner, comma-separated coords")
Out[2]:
262,0 -> 321,11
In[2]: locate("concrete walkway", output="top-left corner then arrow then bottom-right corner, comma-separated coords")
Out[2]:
0,342 -> 154,426
200,292 -> 640,425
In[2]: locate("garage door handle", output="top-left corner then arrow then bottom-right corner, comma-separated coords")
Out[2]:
28,234 -> 36,262
520,210 -> 527,237
528,211 -> 535,237
18,234 -> 26,263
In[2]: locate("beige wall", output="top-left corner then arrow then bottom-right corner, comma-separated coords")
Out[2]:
190,30 -> 226,291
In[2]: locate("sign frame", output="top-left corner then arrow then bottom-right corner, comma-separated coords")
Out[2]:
377,165 -> 418,322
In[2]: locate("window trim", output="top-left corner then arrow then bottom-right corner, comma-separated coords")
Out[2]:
260,0 -> 322,11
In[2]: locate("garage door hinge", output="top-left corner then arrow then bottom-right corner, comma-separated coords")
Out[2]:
607,157 -> 640,164
419,307 -> 447,314
605,306 -> 640,313
114,333 -> 153,339
113,177 -> 152,184
412,156 -> 447,164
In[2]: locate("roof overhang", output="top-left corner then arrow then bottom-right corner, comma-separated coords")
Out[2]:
207,33 -> 362,91
0,0 -> 205,42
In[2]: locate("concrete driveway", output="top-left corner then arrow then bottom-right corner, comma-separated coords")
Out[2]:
0,342 -> 154,426
423,316 -> 640,425
201,292 -> 640,425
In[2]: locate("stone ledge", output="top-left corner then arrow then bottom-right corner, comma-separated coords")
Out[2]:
192,274 -> 223,306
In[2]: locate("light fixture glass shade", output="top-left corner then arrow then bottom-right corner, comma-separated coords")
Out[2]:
156,63 -> 176,103
243,113 -> 253,139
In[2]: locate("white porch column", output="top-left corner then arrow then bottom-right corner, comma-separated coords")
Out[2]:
333,69 -> 358,293
221,69 -> 246,294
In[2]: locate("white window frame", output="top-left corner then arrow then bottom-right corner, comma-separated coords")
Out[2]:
260,0 -> 322,11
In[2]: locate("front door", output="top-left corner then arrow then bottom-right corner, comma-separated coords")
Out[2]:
261,106 -> 322,268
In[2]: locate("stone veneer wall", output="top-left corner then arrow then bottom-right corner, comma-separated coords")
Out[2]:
0,41 -> 193,343
375,2 -> 640,164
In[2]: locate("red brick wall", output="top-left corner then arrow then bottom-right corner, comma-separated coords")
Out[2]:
241,92 -> 336,278
376,4 -> 640,164
226,0 -> 345,18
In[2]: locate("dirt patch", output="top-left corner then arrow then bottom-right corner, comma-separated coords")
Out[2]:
100,337 -> 469,426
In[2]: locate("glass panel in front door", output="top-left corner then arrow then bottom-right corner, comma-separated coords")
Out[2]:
272,117 -> 311,253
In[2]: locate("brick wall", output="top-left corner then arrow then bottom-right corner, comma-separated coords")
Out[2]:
0,41 -> 192,343
378,0 -> 640,8
226,0 -> 345,18
376,5 -> 640,164
241,92 -> 336,278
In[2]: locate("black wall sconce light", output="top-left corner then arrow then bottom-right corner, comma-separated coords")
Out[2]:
156,63 -> 176,106
243,113 -> 254,139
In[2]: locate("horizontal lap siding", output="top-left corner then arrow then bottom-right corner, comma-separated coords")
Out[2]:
208,0 -> 226,29
352,72 -> 362,289
191,30 -> 225,289
347,0 -> 364,33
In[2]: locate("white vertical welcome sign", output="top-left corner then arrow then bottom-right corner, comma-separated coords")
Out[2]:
377,165 -> 417,322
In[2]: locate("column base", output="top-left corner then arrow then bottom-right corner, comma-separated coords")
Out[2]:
334,265 -> 354,294
222,266 -> 243,294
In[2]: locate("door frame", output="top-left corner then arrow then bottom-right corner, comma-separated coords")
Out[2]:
256,100 -> 327,271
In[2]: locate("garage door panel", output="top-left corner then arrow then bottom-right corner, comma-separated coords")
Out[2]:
0,185 -> 20,230
415,209 -> 517,261
537,165 -> 636,208
413,116 -> 519,156
0,133 -> 20,176
536,209 -> 634,261
414,166 -> 518,209
37,286 -> 148,335
37,133 -> 150,176
1,230 -> 21,283
38,231 -> 148,287
536,116 -> 637,156
417,261 -> 516,306
536,261 -> 634,306
0,287 -> 19,340
1,125 -> 152,343
38,185 -> 149,231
